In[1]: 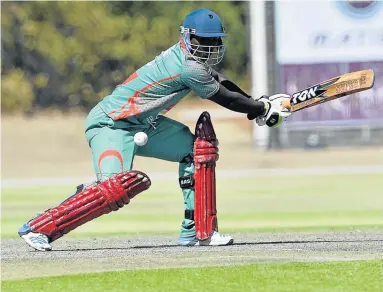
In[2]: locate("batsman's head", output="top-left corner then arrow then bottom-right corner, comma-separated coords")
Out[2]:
180,8 -> 227,66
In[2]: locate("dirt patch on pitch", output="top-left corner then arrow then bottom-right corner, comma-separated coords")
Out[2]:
2,230 -> 382,280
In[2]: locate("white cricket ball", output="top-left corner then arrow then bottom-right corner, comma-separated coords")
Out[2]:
134,132 -> 148,146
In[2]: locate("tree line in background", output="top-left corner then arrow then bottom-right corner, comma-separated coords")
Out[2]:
1,1 -> 250,114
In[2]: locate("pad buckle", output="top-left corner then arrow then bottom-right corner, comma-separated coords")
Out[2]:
185,209 -> 194,220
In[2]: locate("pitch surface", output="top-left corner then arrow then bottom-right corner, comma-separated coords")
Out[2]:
2,230 -> 382,280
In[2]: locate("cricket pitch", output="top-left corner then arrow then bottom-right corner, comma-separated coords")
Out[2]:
2,230 -> 382,281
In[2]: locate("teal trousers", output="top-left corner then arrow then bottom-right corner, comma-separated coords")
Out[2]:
84,104 -> 196,237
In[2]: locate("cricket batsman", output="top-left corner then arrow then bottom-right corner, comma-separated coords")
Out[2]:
18,8 -> 291,251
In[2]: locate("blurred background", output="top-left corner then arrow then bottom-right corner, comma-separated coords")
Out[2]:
2,1 -> 382,238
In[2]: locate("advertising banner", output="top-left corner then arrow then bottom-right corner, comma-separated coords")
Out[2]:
275,1 -> 383,127
275,1 -> 383,64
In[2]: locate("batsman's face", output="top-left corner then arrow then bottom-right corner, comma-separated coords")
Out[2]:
191,36 -> 222,58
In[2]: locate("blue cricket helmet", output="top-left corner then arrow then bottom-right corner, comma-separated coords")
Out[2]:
181,8 -> 227,37
180,9 -> 227,65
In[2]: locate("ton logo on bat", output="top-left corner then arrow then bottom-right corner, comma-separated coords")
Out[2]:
292,86 -> 319,105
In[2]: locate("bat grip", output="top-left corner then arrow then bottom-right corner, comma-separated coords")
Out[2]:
282,100 -> 291,110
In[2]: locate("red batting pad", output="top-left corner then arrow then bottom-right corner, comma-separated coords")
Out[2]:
29,171 -> 151,242
194,111 -> 219,241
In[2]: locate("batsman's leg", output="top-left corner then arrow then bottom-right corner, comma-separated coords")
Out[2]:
136,114 -> 233,246
178,155 -> 197,244
18,171 -> 150,250
192,111 -> 233,246
18,111 -> 150,251
135,116 -> 197,242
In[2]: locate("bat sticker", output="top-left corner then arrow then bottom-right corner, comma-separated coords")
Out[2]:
291,85 -> 327,105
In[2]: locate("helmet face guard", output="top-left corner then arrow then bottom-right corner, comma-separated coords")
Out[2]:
181,30 -> 226,66
180,9 -> 227,66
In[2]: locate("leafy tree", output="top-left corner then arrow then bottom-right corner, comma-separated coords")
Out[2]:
1,1 -> 249,114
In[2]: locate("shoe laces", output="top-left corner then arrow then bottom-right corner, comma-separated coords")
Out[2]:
213,231 -> 229,238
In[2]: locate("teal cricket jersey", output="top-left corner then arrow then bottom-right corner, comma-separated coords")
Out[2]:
98,39 -> 220,122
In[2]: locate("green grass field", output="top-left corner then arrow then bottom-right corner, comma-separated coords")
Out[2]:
2,173 -> 382,238
2,172 -> 382,291
2,260 -> 383,292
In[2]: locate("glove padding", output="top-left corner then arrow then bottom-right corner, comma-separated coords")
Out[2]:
254,94 -> 291,128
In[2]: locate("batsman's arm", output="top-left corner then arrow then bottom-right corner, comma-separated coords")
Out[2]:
208,84 -> 266,117
181,61 -> 265,117
210,69 -> 251,98
210,69 -> 263,119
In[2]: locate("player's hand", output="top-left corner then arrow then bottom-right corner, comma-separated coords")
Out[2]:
255,94 -> 291,128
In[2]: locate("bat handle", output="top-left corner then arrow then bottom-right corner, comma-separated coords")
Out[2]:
282,100 -> 292,111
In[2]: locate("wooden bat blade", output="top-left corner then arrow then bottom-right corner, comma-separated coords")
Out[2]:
283,69 -> 375,112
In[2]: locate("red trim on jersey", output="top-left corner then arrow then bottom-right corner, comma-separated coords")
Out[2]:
110,73 -> 181,120
122,71 -> 138,84
98,150 -> 124,178
110,72 -> 139,116
179,37 -> 186,50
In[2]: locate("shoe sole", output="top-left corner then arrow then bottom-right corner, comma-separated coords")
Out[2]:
199,238 -> 234,246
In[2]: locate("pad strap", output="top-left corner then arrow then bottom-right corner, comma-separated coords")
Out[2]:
184,209 -> 194,220
179,175 -> 195,189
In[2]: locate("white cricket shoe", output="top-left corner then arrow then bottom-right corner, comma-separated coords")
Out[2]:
177,231 -> 233,246
198,231 -> 234,246
21,232 -> 52,251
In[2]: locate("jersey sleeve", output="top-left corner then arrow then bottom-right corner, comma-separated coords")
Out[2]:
180,59 -> 220,99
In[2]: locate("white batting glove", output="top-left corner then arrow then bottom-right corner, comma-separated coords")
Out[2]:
256,94 -> 291,128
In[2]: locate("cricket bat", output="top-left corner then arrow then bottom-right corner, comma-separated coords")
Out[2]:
282,69 -> 375,112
